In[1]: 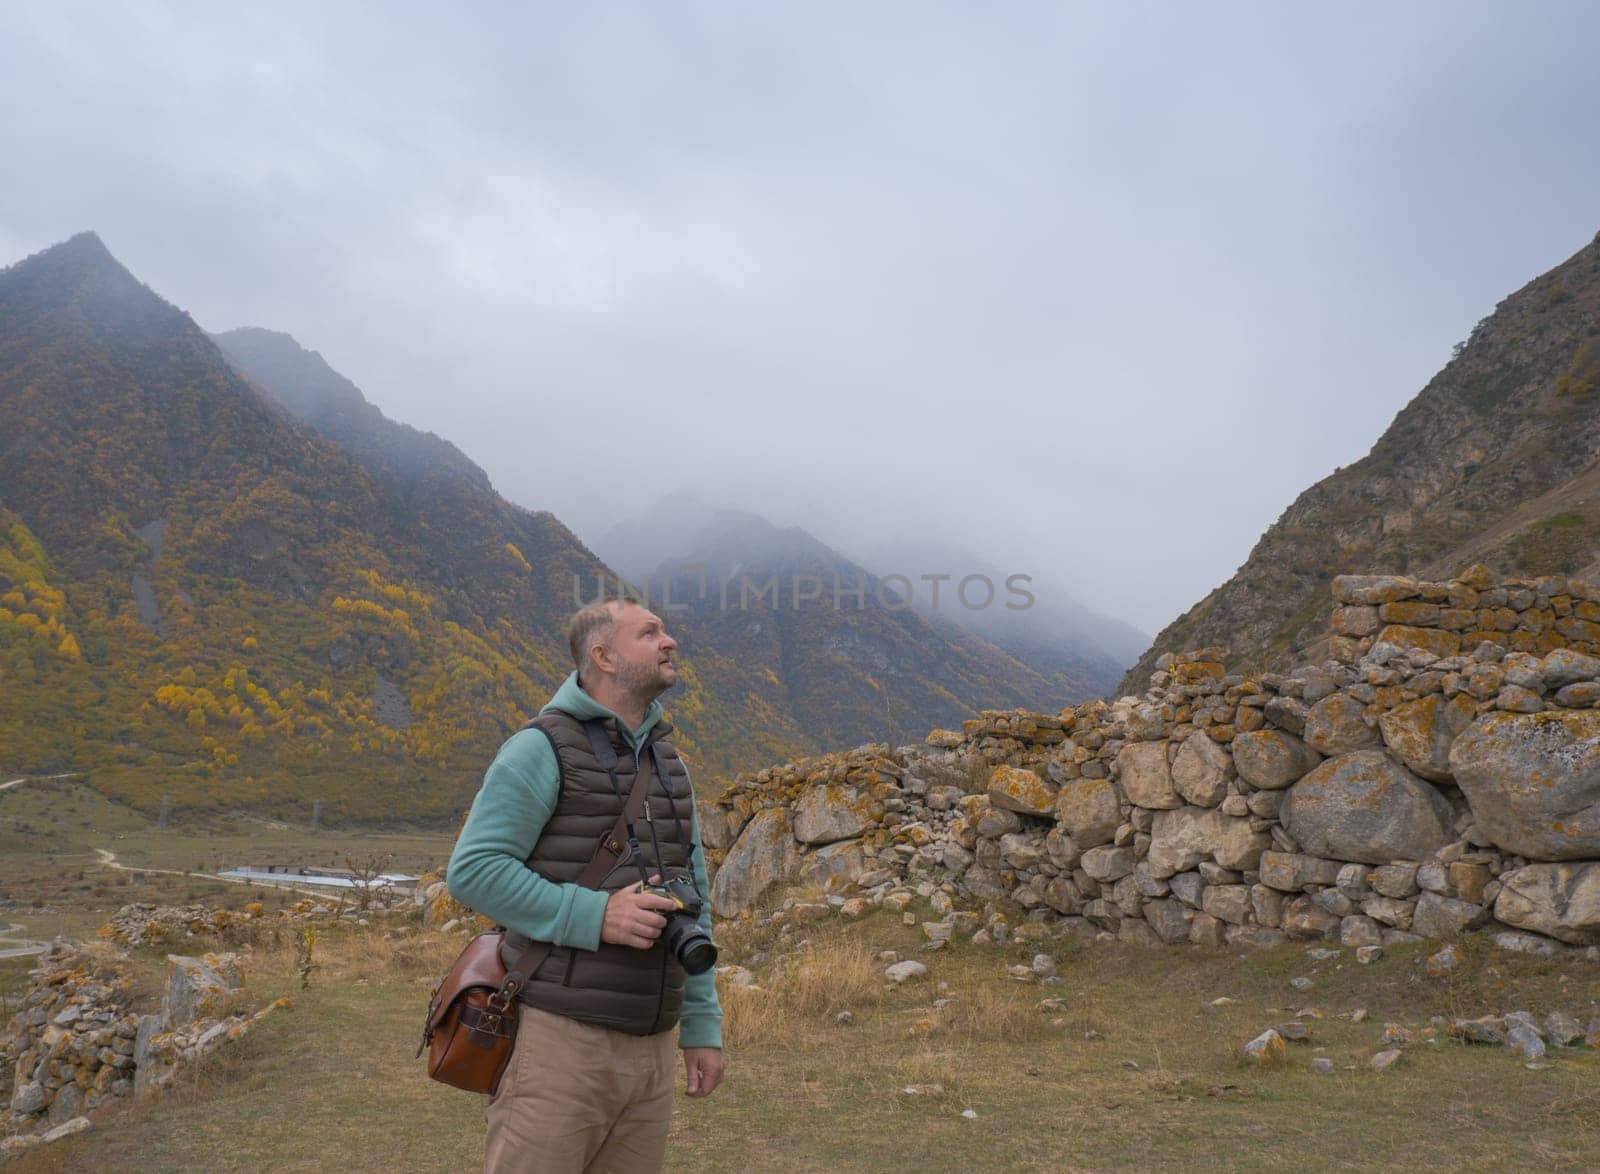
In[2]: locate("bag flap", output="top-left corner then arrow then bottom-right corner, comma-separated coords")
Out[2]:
427,931 -> 506,1031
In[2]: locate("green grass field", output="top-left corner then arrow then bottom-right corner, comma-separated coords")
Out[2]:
3,781 -> 1599,1172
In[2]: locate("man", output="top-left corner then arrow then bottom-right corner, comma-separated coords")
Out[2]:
447,596 -> 725,1173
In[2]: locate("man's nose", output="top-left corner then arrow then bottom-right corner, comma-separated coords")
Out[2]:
662,633 -> 678,651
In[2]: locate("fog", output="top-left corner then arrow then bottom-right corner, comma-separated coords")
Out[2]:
4,1 -> 1599,631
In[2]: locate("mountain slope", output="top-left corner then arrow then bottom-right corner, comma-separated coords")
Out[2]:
1120,229 -> 1600,694
631,509 -> 1082,759
0,232 -> 600,822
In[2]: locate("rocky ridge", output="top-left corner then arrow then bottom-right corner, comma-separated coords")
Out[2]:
1120,229 -> 1600,695
704,567 -> 1600,957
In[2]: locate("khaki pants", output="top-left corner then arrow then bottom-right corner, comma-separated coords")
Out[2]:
485,1006 -> 676,1174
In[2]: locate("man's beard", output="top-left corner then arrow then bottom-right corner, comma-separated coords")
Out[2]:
617,656 -> 675,698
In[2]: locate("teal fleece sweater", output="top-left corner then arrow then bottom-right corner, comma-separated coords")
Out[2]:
445,673 -> 723,1049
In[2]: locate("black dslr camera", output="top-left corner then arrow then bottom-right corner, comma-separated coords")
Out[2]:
643,872 -> 718,975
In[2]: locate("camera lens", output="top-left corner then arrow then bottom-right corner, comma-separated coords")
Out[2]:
678,935 -> 717,976
665,915 -> 718,975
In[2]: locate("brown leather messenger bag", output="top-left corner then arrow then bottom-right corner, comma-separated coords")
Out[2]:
417,718 -> 654,1095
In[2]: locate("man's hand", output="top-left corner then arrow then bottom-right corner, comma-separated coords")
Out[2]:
601,875 -> 678,949
683,1047 -> 724,1098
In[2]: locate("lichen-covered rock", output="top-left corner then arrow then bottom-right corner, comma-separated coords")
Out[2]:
1115,742 -> 1179,809
1411,892 -> 1490,938
163,952 -> 243,1029
1232,729 -> 1322,790
698,805 -> 750,851
1281,750 -> 1453,864
1081,845 -> 1136,882
986,764 -> 1058,817
1538,648 -> 1600,688
1202,885 -> 1252,925
1374,624 -> 1460,657
797,840 -> 866,890
1332,575 -> 1418,605
1493,862 -> 1600,945
1054,778 -> 1120,848
1378,693 -> 1477,782
1303,693 -> 1380,757
1146,806 -> 1271,879
1449,711 -> 1600,860
1171,732 -> 1234,807
710,806 -> 800,917
793,783 -> 882,845
1256,851 -> 1342,891
1143,898 -> 1190,943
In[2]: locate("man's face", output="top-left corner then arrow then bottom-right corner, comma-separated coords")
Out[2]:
608,603 -> 679,696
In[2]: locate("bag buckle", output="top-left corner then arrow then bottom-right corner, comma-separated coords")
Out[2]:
489,977 -> 519,1015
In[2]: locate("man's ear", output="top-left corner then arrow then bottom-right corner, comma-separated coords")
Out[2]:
588,642 -> 613,676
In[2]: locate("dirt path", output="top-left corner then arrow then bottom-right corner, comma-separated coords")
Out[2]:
92,847 -> 360,903
0,921 -> 50,959
0,772 -> 81,794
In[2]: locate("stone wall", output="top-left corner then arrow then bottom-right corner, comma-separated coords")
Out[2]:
703,567 -> 1600,957
1,933 -> 289,1157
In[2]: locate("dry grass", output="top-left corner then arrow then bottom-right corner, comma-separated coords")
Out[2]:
935,975 -> 1046,1045
721,932 -> 884,1046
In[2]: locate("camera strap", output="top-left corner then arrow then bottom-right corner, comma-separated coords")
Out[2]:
582,718 -> 656,888
582,719 -> 703,902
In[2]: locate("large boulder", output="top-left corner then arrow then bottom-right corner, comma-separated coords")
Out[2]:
1448,711 -> 1600,860
1146,806 -> 1271,879
793,784 -> 882,845
1054,777 -> 1120,848
987,764 -> 1059,817
1493,863 -> 1600,945
1379,693 -> 1477,783
1281,750 -> 1453,864
1116,742 -> 1179,809
710,806 -> 800,917
1171,733 -> 1234,807
1232,729 -> 1322,790
1302,693 -> 1381,757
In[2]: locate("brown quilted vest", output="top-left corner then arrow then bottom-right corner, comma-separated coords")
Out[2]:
499,708 -> 697,1036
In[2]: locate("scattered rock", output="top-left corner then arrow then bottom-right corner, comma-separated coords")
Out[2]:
884,961 -> 928,984
1506,1025 -> 1546,1061
1544,1011 -> 1583,1047
1450,1015 -> 1508,1045
1240,1028 -> 1287,1064
1424,945 -> 1461,976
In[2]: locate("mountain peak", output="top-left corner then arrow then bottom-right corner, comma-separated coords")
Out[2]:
0,230 -> 184,344
4,230 -> 127,284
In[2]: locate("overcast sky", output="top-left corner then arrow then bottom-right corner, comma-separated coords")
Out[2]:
3,2 -> 1599,634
